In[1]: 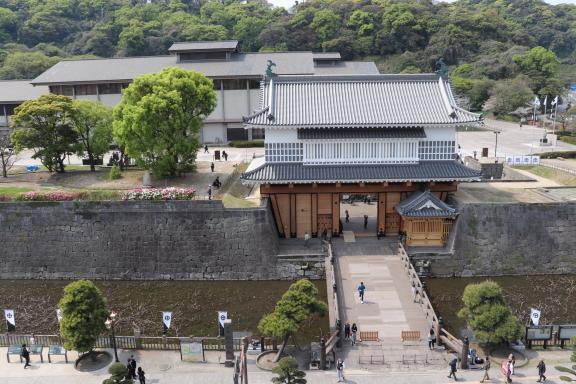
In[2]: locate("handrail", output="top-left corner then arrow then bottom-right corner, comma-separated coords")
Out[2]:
398,242 -> 464,354
323,240 -> 340,333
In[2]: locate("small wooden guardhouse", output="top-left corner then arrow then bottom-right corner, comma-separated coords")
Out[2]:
395,190 -> 458,247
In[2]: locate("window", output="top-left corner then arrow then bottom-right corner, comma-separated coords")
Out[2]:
178,52 -> 227,61
74,84 -> 97,95
265,142 -> 303,163
248,79 -> 260,89
222,79 -> 245,90
98,83 -> 122,94
3,104 -> 18,115
418,140 -> 455,160
212,79 -> 222,90
61,86 -> 74,96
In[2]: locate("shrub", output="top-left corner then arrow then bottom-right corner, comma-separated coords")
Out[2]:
122,187 -> 196,201
109,165 -> 122,180
75,190 -> 122,201
458,280 -> 522,344
538,151 -> 576,159
228,140 -> 264,148
0,195 -> 11,202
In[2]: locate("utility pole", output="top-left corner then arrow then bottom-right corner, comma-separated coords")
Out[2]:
494,130 -> 501,158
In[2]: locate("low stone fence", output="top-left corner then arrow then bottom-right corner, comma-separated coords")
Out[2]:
324,241 -> 340,332
398,242 -> 464,356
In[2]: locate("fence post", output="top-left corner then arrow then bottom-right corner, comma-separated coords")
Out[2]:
134,328 -> 142,349
320,337 -> 326,370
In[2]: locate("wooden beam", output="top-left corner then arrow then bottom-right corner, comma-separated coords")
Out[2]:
260,182 -> 458,194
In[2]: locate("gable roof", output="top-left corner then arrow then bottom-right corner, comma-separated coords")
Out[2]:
395,189 -> 457,218
242,74 -> 482,128
0,80 -> 48,103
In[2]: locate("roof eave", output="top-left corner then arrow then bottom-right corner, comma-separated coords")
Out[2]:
242,121 -> 482,129
240,176 -> 480,184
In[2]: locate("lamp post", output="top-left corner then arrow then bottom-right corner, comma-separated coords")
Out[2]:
493,130 -> 501,158
105,311 -> 119,363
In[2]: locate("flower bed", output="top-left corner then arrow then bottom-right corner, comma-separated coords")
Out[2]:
122,187 -> 196,201
15,191 -> 75,201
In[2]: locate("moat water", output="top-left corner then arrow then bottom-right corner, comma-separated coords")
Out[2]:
0,280 -> 329,342
426,274 -> 576,337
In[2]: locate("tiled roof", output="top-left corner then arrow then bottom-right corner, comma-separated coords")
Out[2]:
243,74 -> 482,128
395,190 -> 457,218
241,161 -> 480,184
0,81 -> 48,103
168,41 -> 238,52
297,127 -> 426,140
313,52 -> 341,60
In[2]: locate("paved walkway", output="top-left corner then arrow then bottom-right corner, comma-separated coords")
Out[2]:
333,237 -> 442,369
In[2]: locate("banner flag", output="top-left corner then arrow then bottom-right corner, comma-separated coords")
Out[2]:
218,311 -> 228,328
4,309 -> 15,331
530,308 -> 541,326
162,312 -> 172,331
57,309 -> 63,323
533,96 -> 541,107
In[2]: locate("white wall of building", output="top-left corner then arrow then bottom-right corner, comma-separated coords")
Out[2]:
264,129 -> 298,142
424,126 -> 455,141
99,94 -> 122,107
202,123 -> 226,144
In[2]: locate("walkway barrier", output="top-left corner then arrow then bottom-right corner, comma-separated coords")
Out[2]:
323,240 -> 341,333
359,331 -> 380,342
398,242 -> 464,356
358,351 -> 446,366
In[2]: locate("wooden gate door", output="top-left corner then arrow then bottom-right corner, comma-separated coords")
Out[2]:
296,194 -> 312,238
385,192 -> 401,235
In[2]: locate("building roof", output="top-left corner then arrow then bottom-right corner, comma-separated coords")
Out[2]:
242,74 -> 482,128
297,127 -> 426,140
312,52 -> 341,60
31,52 -> 319,85
313,61 -> 379,75
168,40 -> 238,52
0,80 -> 48,103
241,161 -> 480,184
395,190 -> 457,218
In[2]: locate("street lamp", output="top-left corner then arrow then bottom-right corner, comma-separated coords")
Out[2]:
493,130 -> 501,158
105,311 -> 119,363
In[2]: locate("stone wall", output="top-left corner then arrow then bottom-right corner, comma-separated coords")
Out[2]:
0,200 -> 290,280
414,202 -> 576,276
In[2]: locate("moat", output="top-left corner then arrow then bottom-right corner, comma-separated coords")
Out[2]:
426,274 -> 576,337
0,280 -> 329,342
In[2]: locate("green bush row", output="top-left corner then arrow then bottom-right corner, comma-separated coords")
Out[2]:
538,151 -> 576,159
228,140 -> 264,148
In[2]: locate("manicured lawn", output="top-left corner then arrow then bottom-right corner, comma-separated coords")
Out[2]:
0,186 -> 34,197
513,165 -> 576,186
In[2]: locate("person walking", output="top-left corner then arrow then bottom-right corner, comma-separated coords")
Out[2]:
508,354 -> 515,376
411,282 -> 417,303
210,162 -> 215,172
537,359 -> 546,382
126,358 -> 134,380
21,344 -> 30,369
345,210 -> 350,223
480,356 -> 491,383
428,328 -> 436,350
351,323 -> 358,346
363,214 -> 368,228
357,281 -> 366,304
137,367 -> 146,384
207,185 -> 212,200
344,321 -> 350,341
336,358 -> 345,382
222,150 -> 228,161
304,232 -> 310,247
447,357 -> 458,380
130,355 -> 137,379
204,145 -> 209,153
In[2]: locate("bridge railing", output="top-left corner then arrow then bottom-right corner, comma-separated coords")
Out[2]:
323,240 -> 341,334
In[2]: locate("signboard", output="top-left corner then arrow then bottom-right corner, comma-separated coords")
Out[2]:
559,326 -> 576,340
180,341 -> 204,362
506,155 -> 540,165
526,326 -> 553,340
218,311 -> 228,328
162,312 -> 172,334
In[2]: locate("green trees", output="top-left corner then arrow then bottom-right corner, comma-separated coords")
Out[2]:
458,280 -> 522,345
513,46 -> 562,99
71,100 -> 113,172
272,357 -> 307,384
259,279 -> 327,362
103,362 -> 133,384
487,77 -> 534,116
113,67 -> 216,178
59,280 -> 109,354
0,134 -> 16,178
11,94 -> 78,173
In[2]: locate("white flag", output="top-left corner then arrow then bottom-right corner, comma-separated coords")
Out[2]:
56,309 -> 63,323
218,311 -> 228,328
162,312 -> 172,329
4,309 -> 15,326
533,96 -> 541,107
551,96 -> 558,106
543,95 -> 547,106
530,308 -> 541,326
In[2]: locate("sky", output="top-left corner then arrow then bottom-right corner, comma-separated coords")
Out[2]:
269,0 -> 576,9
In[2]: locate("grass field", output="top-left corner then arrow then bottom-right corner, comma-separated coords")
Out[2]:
0,186 -> 34,197
513,165 -> 576,186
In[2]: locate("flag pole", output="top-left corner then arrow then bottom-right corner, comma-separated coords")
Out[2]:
552,99 -> 558,136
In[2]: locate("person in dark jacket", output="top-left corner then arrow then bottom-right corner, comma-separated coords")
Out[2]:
21,344 -> 30,369
537,359 -> 546,382
344,321 -> 350,341
137,367 -> 146,384
130,355 -> 137,379
447,357 -> 458,380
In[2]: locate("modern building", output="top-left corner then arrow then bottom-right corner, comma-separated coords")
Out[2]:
0,80 -> 48,137
29,40 -> 378,143
241,74 -> 482,245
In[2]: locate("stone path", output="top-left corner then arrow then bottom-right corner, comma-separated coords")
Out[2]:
333,237 -> 445,369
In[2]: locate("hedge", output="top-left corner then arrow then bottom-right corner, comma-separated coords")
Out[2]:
228,140 -> 264,148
